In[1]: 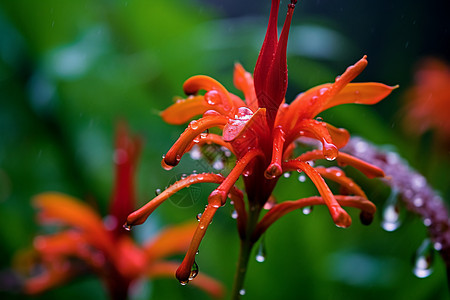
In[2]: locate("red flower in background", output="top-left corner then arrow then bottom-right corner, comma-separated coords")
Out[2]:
403,58 -> 450,147
16,123 -> 223,300
126,0 -> 396,292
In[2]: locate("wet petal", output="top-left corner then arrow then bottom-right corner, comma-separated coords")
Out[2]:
146,261 -> 225,299
233,63 -> 258,110
162,115 -> 229,168
223,108 -> 266,142
254,195 -> 376,239
161,96 -> 210,125
126,173 -> 226,227
320,82 -> 399,112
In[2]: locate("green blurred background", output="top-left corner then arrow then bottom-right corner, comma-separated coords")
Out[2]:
1,0 -> 449,299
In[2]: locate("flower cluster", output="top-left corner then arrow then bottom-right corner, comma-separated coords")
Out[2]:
15,123 -> 223,300
126,0 -> 396,290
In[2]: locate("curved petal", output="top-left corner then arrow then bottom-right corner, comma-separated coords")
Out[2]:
233,63 -> 257,111
253,195 -> 376,240
146,261 -> 225,299
126,173 -> 226,228
143,222 -> 198,262
183,75 -> 234,112
320,82 -> 399,112
162,115 -> 229,169
161,96 -> 210,125
33,193 -> 112,252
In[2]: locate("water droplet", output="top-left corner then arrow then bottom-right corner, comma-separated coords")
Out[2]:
205,90 -> 221,105
302,206 -> 313,215
315,117 -> 323,122
412,239 -> 434,278
213,159 -> 224,170
190,145 -> 202,160
256,238 -> 266,263
298,174 -> 306,182
123,223 -> 132,231
231,210 -> 238,219
236,107 -> 253,120
155,188 -> 162,196
283,172 -> 291,178
381,190 -> 402,232
381,204 -> 401,231
189,260 -> 199,280
239,289 -> 246,295
196,213 -> 202,221
323,141 -> 338,161
189,120 -> 198,130
179,280 -> 188,286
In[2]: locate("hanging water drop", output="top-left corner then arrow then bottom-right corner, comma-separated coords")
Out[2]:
231,210 -> 238,219
123,223 -> 132,231
196,213 -> 202,221
155,188 -> 162,196
298,174 -> 306,182
302,206 -> 313,215
189,260 -> 199,280
255,237 -> 267,263
412,239 -> 434,278
381,189 -> 402,232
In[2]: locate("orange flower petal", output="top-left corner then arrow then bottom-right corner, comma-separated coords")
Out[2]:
33,193 -> 112,252
283,160 -> 351,227
233,63 -> 258,111
146,261 -> 225,299
143,222 -> 198,262
320,82 -> 398,112
253,195 -> 376,239
126,173 -> 226,228
161,95 -> 210,125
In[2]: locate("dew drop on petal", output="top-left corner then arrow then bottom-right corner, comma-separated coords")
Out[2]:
205,90 -> 221,105
189,120 -> 198,130
189,260 -> 199,280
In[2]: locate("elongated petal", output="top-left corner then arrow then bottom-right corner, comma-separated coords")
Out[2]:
325,123 -> 350,149
109,122 -> 142,237
143,222 -> 198,261
286,161 -> 351,227
146,261 -> 225,299
176,203 -> 219,284
315,166 -> 366,197
161,96 -> 210,125
233,63 -> 258,111
126,173 -> 226,228
208,148 -> 264,206
183,75 -> 234,112
265,126 -> 286,179
253,195 -> 376,240
295,149 -> 385,178
295,119 -> 338,161
162,115 -> 229,168
33,193 -> 112,252
320,82 -> 399,112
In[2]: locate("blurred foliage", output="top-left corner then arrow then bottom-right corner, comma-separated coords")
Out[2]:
0,0 -> 449,299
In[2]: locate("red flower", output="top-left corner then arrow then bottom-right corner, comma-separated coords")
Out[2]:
127,0 -> 396,286
403,58 -> 450,147
17,122 -> 223,300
